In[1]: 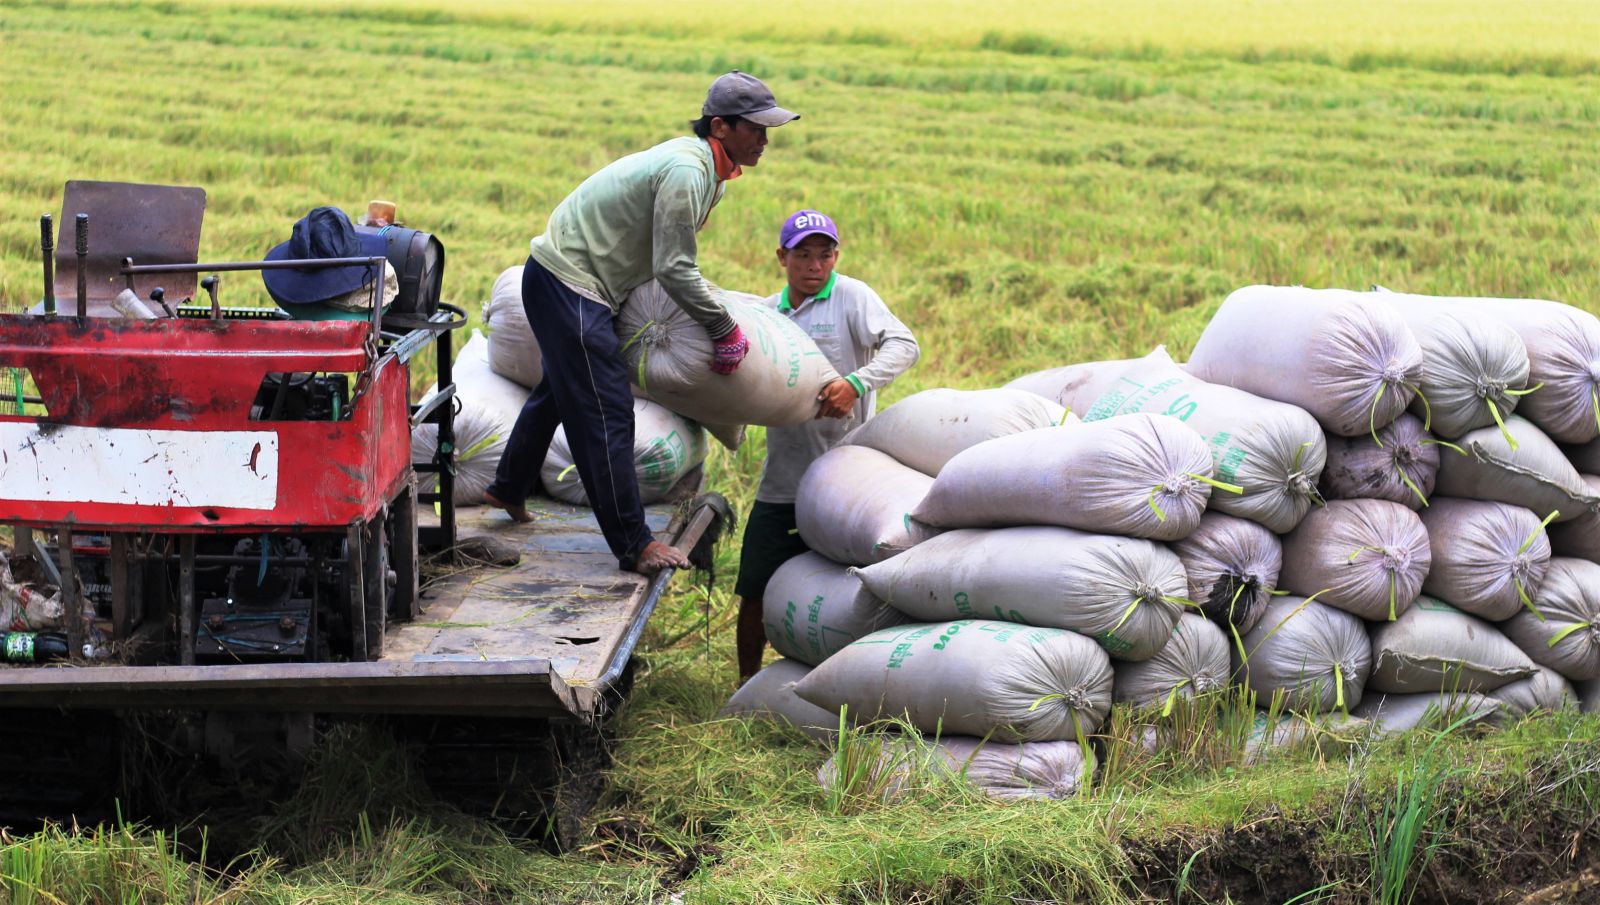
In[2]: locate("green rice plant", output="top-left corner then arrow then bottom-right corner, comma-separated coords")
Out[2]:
0,836 -> 49,905
818,709 -> 923,816
1095,686 -> 1298,792
0,819 -> 272,905
1367,717 -> 1472,905
1162,687 -> 1266,772
1172,844 -> 1207,905
1283,883 -> 1344,905
1094,704 -> 1162,791
819,716 -> 979,815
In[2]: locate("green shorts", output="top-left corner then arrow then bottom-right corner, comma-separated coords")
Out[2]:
734,500 -> 812,599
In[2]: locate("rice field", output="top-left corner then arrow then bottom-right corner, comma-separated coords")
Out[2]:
2,0 -> 1600,902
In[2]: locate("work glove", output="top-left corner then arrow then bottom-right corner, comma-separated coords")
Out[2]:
710,325 -> 749,375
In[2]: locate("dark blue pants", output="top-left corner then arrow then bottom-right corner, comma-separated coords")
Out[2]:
485,257 -> 653,571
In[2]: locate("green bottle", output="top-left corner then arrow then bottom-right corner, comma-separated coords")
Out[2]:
2,632 -> 72,663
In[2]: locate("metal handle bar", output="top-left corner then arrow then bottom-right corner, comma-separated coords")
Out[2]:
121,255 -> 388,341
120,256 -> 386,274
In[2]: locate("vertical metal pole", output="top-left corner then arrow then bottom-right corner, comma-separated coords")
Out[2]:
179,535 -> 196,665
13,528 -> 35,560
58,526 -> 82,658
368,257 -> 384,339
110,533 -> 132,640
130,535 -> 145,630
365,509 -> 386,660
392,477 -> 420,621
436,328 -> 457,553
40,215 -> 56,316
74,214 -> 88,322
346,524 -> 367,662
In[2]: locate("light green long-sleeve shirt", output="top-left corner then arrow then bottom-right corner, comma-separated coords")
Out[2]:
529,136 -> 737,338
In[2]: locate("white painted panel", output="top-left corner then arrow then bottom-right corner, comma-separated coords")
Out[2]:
0,424 -> 279,510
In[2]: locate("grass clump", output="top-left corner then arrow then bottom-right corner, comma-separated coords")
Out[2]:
0,821 -> 271,905
1368,733 -> 1457,905
816,711 -> 919,817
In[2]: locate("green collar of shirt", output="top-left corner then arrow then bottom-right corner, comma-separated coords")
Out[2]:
777,272 -> 838,313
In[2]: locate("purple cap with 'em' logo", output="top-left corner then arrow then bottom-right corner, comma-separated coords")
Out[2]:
780,209 -> 839,249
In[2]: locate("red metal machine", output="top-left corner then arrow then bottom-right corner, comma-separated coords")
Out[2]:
0,181 -> 459,668
0,181 -> 724,845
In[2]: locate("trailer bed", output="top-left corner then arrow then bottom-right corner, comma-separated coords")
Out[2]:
0,484 -> 708,723
387,492 -> 690,714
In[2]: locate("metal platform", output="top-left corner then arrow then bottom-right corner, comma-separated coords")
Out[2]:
0,485 -> 711,724
387,493 -> 690,714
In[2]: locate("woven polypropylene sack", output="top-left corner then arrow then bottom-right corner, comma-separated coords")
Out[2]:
841,387 -> 1068,476
0,552 -> 72,634
1501,557 -> 1600,682
701,422 -> 746,450
763,552 -> 907,667
912,414 -> 1214,542
795,446 -> 939,566
1548,475 -> 1600,562
1433,416 -> 1599,523
1367,291 -> 1600,444
414,332 -> 526,505
1368,596 -> 1537,694
1352,692 -> 1506,735
541,397 -> 707,505
853,526 -> 1186,661
422,330 -> 530,435
1420,498 -> 1551,622
1233,596 -> 1372,713
1112,614 -> 1230,709
411,416 -> 503,507
1319,414 -> 1440,510
632,381 -> 745,451
1078,347 -> 1327,533
616,281 -> 840,427
930,738 -> 1086,800
1004,357 -> 1137,415
1371,297 -> 1532,439
817,736 -> 1086,801
1244,712 -> 1371,765
1278,499 -> 1431,622
1187,285 -> 1423,437
483,265 -> 543,389
627,385 -> 745,450
1170,512 -> 1281,636
720,659 -> 838,742
793,620 -> 1114,743
1488,665 -> 1578,716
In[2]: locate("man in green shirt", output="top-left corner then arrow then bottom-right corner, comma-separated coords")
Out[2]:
485,72 -> 799,575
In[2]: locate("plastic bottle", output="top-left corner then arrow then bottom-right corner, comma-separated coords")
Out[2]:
2,632 -> 74,663
111,288 -> 157,319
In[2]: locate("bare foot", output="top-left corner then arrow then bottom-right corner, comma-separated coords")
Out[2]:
631,540 -> 691,576
482,490 -> 533,523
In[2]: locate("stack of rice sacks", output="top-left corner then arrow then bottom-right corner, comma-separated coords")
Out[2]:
723,284 -> 1600,795
1181,286 -> 1600,731
730,385 -> 1233,798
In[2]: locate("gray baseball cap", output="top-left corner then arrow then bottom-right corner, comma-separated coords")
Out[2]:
702,71 -> 799,128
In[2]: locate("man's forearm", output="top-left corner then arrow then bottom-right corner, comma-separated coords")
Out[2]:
656,266 -> 737,338
851,336 -> 921,391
